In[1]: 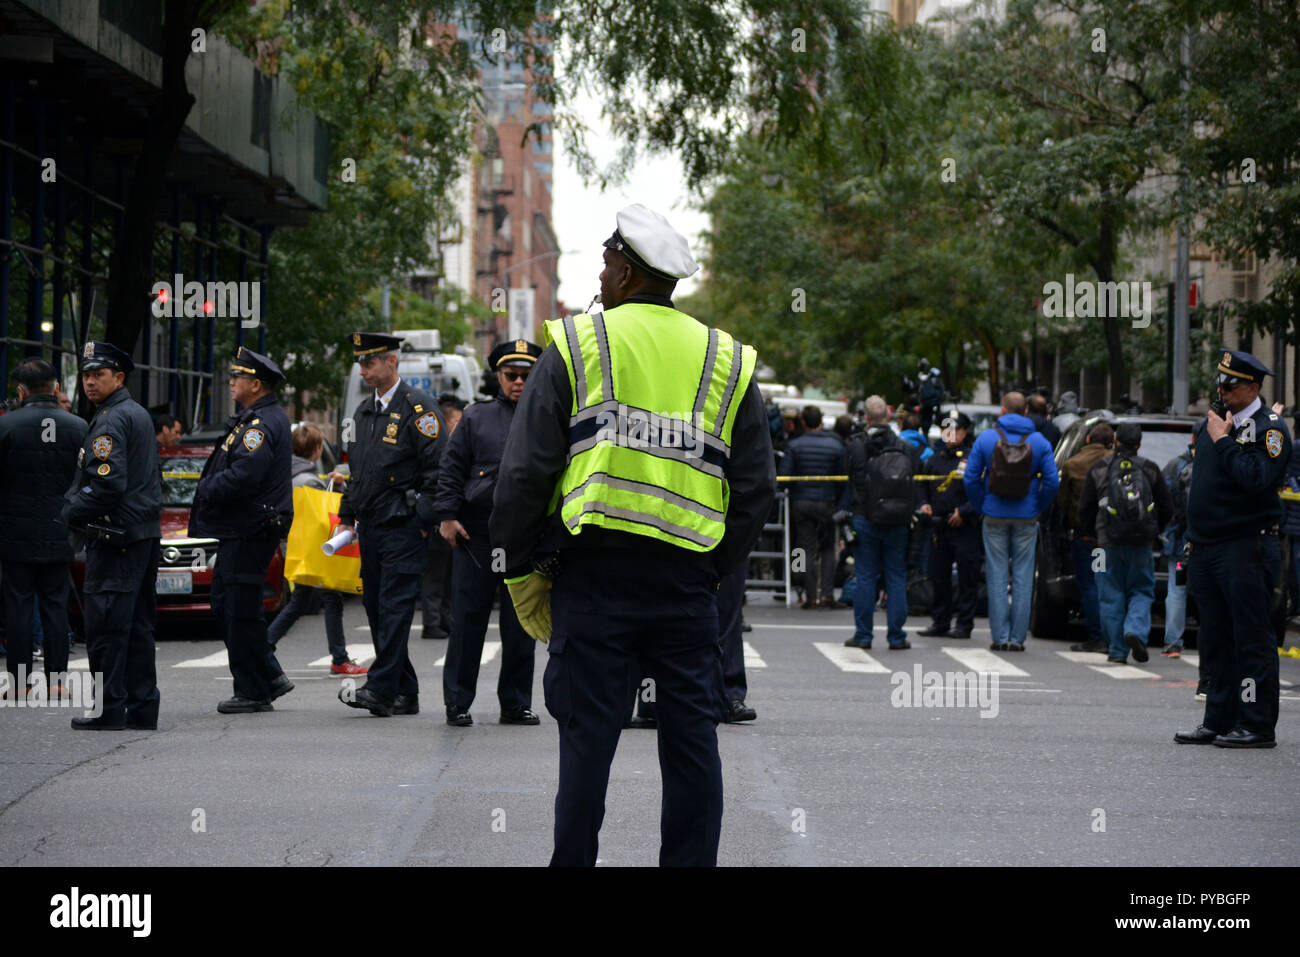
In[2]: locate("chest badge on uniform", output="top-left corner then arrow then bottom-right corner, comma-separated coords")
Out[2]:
97,463 -> 111,476
415,412 -> 439,438
1266,429 -> 1283,459
385,422 -> 399,438
91,435 -> 113,460
243,428 -> 265,452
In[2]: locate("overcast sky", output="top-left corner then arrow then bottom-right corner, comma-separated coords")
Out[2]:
549,90 -> 708,311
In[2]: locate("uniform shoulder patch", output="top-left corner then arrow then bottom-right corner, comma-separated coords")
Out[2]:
243,428 -> 265,452
91,435 -> 112,460
1266,429 -> 1283,459
415,412 -> 439,438
97,463 -> 111,476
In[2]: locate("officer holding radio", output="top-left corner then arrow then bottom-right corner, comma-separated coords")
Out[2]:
61,342 -> 162,730
336,332 -> 445,717
1175,349 -> 1292,749
191,347 -> 294,714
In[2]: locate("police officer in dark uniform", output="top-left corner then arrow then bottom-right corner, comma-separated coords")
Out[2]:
491,204 -> 775,866
1175,349 -> 1292,749
917,410 -> 980,640
190,347 -> 294,714
337,332 -> 444,717
435,339 -> 542,727
61,342 -> 162,730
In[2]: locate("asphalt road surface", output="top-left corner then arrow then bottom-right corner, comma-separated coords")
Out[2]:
2,597 -> 1298,867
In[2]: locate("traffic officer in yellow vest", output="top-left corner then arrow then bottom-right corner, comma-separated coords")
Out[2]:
491,204 -> 776,866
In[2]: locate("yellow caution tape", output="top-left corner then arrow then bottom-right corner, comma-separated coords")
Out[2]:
161,471 -> 203,479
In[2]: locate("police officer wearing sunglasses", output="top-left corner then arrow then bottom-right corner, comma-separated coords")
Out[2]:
1175,349 -> 1292,748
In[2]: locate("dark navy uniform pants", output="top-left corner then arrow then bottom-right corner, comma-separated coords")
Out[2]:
442,533 -> 533,713
1189,533 -> 1281,735
927,523 -> 981,632
212,532 -> 283,702
358,522 -> 424,700
546,549 -> 723,867
84,538 -> 160,725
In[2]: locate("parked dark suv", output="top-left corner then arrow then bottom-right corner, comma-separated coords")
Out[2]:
1029,412 -> 1200,642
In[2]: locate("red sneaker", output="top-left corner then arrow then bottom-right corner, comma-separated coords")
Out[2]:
331,660 -> 369,676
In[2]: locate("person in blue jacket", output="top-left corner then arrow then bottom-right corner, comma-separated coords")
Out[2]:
962,392 -> 1060,650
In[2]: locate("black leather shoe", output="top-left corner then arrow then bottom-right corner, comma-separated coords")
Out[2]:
741,620 -> 753,633
918,624 -> 949,637
1174,725 -> 1223,744
500,707 -> 540,725
625,715 -> 657,729
888,641 -> 912,650
843,638 -> 872,649
218,696 -> 274,714
1212,728 -> 1277,748
417,630 -> 449,640
340,686 -> 392,716
71,715 -> 125,730
723,700 -> 757,723
446,708 -> 473,727
391,694 -> 419,715
1125,633 -> 1149,663
1070,639 -> 1108,653
1106,655 -> 1128,663
949,628 -> 972,640
270,675 -> 295,700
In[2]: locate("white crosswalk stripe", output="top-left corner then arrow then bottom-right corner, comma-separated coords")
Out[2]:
742,642 -> 767,669
172,650 -> 230,668
434,642 -> 500,669
941,647 -> 1029,676
306,644 -> 376,668
813,642 -> 889,673
1179,653 -> 1200,668
1055,651 -> 1160,679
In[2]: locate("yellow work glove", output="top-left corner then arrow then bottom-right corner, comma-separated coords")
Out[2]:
506,571 -> 553,643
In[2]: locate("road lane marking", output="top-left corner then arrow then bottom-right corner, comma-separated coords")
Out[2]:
307,644 -> 376,668
942,647 -> 1029,676
172,650 -> 230,668
813,642 -> 889,673
1056,651 -> 1160,679
743,642 -> 767,668
434,641 -> 500,668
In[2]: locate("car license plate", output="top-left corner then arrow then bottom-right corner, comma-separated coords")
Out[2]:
156,570 -> 192,595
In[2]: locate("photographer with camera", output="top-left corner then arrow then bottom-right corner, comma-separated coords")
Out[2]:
190,347 -> 294,715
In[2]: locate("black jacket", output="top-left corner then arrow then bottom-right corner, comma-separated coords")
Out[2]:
1078,447 -> 1174,547
190,394 -> 293,540
1187,403 -> 1292,544
845,426 -> 920,516
433,393 -> 516,531
489,296 -> 776,579
0,394 -> 88,561
62,385 -> 161,542
339,384 -> 444,529
918,437 -> 976,522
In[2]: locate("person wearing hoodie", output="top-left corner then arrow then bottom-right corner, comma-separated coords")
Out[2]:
265,424 -> 368,676
963,392 -> 1060,651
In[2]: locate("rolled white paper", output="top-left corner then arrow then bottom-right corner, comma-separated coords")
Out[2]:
322,527 -> 356,556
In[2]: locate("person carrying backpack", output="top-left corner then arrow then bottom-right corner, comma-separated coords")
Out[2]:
1077,422 -> 1174,663
1160,440 -> 1195,659
841,395 -> 921,650
963,392 -> 1060,650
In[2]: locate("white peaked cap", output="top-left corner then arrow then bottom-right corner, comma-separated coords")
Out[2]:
603,203 -> 699,280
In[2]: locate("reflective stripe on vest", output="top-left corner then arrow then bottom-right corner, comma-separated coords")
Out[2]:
543,303 -> 756,552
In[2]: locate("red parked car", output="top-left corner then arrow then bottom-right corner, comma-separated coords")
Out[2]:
70,443 -> 288,629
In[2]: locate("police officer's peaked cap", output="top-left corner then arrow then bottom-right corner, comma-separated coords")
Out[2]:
1216,348 -> 1273,385
941,410 -> 972,431
602,204 -> 699,281
80,340 -> 134,374
489,338 -> 543,370
349,331 -> 404,359
230,346 -> 284,385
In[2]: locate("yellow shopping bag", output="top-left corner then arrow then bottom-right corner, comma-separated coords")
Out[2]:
283,485 -> 363,594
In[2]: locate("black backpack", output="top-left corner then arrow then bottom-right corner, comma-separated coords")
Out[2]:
988,426 -> 1034,499
1098,454 -> 1158,545
864,439 -> 915,526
